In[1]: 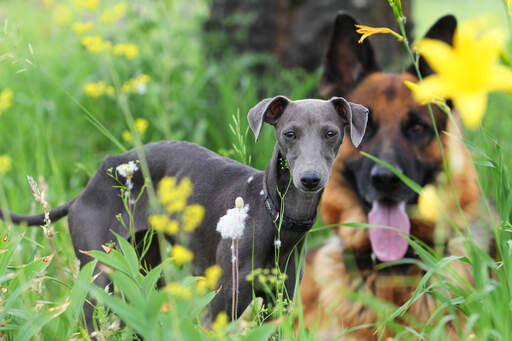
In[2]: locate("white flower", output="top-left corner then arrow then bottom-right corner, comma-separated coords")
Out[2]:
116,160 -> 139,179
136,83 -> 147,94
216,196 -> 249,239
274,240 -> 281,249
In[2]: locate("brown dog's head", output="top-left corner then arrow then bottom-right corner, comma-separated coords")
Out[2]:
320,13 -> 458,262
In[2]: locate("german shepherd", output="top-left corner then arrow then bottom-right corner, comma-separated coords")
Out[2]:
300,13 -> 490,339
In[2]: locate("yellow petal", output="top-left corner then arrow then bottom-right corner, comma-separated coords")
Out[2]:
410,76 -> 449,103
415,38 -> 457,75
354,25 -> 403,44
453,93 -> 488,130
487,65 -> 512,92
509,0 -> 512,16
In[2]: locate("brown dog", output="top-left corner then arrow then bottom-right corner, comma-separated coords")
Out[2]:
300,13 -> 489,339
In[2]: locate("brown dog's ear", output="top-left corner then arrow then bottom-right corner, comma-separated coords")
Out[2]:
407,15 -> 457,77
248,96 -> 290,142
330,97 -> 368,148
319,12 -> 380,99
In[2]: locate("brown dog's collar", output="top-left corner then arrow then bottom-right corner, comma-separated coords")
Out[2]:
263,194 -> 316,233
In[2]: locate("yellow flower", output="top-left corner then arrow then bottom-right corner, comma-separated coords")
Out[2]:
418,185 -> 439,222
72,0 -> 99,11
122,130 -> 133,142
148,214 -> 179,235
101,3 -> 127,24
83,81 -> 107,98
72,21 -> 93,34
508,0 -> 512,16
134,118 -> 148,134
0,155 -> 12,174
0,89 -> 13,114
211,311 -> 228,333
410,19 -> 512,129
197,265 -> 223,294
148,214 -> 170,231
122,74 -> 150,94
158,177 -> 193,213
52,4 -> 73,26
404,80 -> 449,108
81,35 -> 112,54
105,85 -> 115,95
354,24 -> 403,44
183,204 -> 204,232
165,282 -> 192,300
204,265 -> 222,289
165,220 -> 179,234
113,43 -> 139,60
171,244 -> 194,265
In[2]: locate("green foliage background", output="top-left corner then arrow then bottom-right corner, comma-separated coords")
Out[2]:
0,0 -> 511,339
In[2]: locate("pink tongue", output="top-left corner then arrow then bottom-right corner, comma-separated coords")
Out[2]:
368,201 -> 410,262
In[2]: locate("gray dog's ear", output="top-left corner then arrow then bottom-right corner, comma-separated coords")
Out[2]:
330,97 -> 368,147
248,96 -> 290,141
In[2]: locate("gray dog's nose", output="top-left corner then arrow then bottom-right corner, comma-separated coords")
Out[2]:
300,172 -> 321,190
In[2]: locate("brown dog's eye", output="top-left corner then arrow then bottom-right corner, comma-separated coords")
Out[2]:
411,124 -> 425,134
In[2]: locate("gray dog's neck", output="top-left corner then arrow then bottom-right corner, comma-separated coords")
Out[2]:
264,146 -> 321,222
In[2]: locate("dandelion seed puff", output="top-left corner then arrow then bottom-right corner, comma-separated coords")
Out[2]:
216,197 -> 249,239
274,240 -> 281,249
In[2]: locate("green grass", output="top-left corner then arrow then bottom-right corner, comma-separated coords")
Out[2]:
0,0 -> 511,340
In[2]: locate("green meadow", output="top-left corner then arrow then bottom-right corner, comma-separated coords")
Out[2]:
0,0 -> 511,339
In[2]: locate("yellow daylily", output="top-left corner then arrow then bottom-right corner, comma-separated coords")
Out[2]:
410,19 -> 512,129
354,24 -> 403,44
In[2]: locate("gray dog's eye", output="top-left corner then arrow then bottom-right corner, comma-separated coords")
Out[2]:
284,131 -> 296,139
326,130 -> 337,138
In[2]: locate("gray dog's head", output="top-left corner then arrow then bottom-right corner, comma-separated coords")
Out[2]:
248,96 -> 368,192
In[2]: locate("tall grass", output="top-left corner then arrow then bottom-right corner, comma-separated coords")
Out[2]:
0,0 -> 511,340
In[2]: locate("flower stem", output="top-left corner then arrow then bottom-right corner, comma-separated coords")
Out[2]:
231,238 -> 236,321
235,237 -> 239,319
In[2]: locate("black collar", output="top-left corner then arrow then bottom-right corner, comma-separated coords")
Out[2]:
262,181 -> 316,233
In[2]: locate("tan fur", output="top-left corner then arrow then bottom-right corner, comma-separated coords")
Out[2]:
300,73 -> 482,339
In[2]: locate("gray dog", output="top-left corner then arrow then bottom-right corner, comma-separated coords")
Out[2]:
0,96 -> 367,331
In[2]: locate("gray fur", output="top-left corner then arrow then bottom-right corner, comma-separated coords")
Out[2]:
0,97 -> 367,333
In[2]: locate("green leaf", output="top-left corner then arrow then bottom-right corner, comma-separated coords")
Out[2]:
113,231 -> 140,278
243,324 -> 277,341
141,260 -> 168,296
80,280 -> 149,338
108,270 -> 145,308
65,260 -> 96,326
14,311 -> 56,341
89,249 -> 131,276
